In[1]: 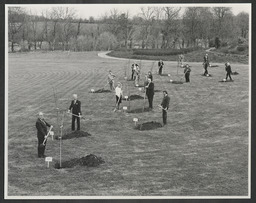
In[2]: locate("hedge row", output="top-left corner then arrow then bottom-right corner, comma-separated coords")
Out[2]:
132,47 -> 202,56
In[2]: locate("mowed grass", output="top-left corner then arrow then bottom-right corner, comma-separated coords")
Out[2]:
7,51 -> 249,196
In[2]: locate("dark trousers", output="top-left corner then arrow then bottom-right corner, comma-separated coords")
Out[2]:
131,70 -> 135,80
72,115 -> 80,131
116,95 -> 122,109
226,72 -> 232,80
204,64 -> 208,75
38,136 -> 46,157
162,109 -> 167,125
159,67 -> 163,75
185,73 -> 190,82
147,95 -> 154,109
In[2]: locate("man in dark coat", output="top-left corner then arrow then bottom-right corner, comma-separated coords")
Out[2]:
203,53 -> 209,76
68,94 -> 82,131
158,59 -> 164,75
184,64 -> 191,82
35,112 -> 52,158
225,62 -> 233,81
160,91 -> 170,125
145,78 -> 154,110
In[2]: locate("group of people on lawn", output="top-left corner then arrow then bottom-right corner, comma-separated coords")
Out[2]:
36,53 -> 233,158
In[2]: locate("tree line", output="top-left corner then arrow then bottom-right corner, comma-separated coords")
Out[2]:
8,6 -> 249,52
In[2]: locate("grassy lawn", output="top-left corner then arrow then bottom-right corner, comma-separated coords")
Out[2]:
7,51 -> 249,196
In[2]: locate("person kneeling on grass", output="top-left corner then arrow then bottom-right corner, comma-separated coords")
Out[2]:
184,64 -> 191,82
114,82 -> 123,111
225,62 -> 233,81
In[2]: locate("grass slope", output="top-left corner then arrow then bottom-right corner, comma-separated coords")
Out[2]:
7,51 -> 249,196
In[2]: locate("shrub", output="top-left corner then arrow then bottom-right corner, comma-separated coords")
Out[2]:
237,45 -> 246,52
132,47 -> 201,56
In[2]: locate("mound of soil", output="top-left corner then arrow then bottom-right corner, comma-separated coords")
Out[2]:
154,90 -> 161,92
135,121 -> 162,131
160,74 -> 169,76
94,89 -> 112,93
231,71 -> 239,75
201,74 -> 212,77
55,154 -> 105,169
210,65 -> 219,67
170,81 -> 183,84
56,130 -> 91,140
128,107 -> 151,113
219,80 -> 234,83
128,94 -> 144,100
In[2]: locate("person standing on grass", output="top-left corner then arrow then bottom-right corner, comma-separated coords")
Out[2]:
108,70 -> 116,90
68,94 -> 81,131
134,65 -> 140,87
147,71 -> 153,81
179,54 -> 184,66
158,59 -> 164,75
145,78 -> 154,110
131,62 -> 139,80
184,64 -> 191,82
160,91 -> 170,126
36,112 -> 52,158
225,62 -> 233,81
203,53 -> 209,76
114,82 -> 123,111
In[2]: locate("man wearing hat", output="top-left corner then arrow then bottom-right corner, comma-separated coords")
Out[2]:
225,62 -> 233,81
35,112 -> 52,158
203,53 -> 209,76
68,94 -> 82,131
160,91 -> 170,125
145,78 -> 154,110
184,64 -> 191,82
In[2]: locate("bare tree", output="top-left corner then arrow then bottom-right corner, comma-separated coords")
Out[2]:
8,7 -> 26,52
162,7 -> 181,49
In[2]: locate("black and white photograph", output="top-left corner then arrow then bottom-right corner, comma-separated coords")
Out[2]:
3,0 -> 253,200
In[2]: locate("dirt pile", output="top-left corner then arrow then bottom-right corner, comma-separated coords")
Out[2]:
55,154 -> 105,169
128,107 -> 151,113
160,74 -> 169,76
170,81 -> 183,84
128,94 -> 144,100
135,121 -> 162,131
94,89 -> 112,93
56,130 -> 91,140
201,74 -> 212,77
231,71 -> 239,75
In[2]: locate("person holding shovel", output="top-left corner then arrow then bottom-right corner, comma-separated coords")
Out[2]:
158,59 -> 164,75
131,62 -> 139,80
145,78 -> 154,110
108,70 -> 116,90
114,82 -> 123,112
184,64 -> 191,82
225,62 -> 233,81
203,53 -> 209,76
35,112 -> 53,158
68,94 -> 82,131
160,91 -> 170,125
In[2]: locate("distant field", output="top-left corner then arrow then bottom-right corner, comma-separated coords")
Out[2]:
7,51 -> 249,196
108,49 -> 248,64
